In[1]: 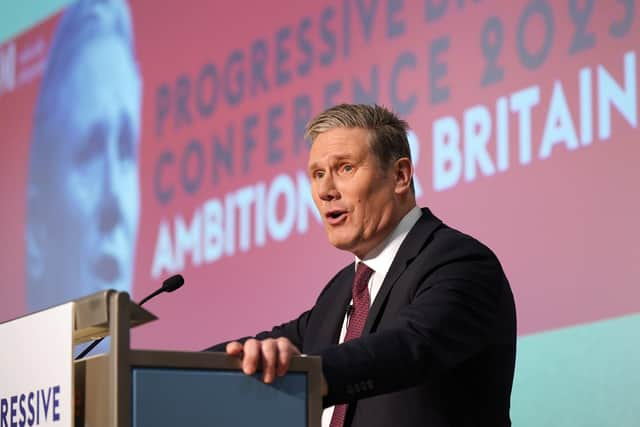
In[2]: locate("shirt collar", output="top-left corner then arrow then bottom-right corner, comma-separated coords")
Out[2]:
355,206 -> 422,277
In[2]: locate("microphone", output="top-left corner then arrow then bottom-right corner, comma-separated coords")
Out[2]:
74,274 -> 185,360
346,304 -> 354,318
138,274 -> 184,305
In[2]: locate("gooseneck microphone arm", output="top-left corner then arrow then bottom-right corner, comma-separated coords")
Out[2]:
137,288 -> 163,306
74,274 -> 185,360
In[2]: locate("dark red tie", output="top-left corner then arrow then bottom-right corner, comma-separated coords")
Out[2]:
329,262 -> 374,427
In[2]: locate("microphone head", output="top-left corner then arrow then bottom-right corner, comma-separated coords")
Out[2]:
162,274 -> 184,292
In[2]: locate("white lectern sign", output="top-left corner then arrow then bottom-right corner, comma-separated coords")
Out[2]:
0,303 -> 73,426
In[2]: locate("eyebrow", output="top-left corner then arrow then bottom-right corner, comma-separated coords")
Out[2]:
307,154 -> 354,172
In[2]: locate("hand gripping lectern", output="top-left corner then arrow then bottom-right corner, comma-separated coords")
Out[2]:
0,291 -> 322,427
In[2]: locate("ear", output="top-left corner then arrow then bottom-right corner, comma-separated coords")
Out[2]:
393,157 -> 413,195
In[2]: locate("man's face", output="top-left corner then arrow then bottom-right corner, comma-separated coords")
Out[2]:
308,127 -> 401,258
33,36 -> 141,308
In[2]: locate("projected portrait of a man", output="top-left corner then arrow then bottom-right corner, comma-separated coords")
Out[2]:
26,0 -> 142,311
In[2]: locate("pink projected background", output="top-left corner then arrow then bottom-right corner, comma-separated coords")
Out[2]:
0,0 -> 638,357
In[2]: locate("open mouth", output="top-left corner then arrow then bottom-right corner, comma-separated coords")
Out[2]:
326,210 -> 347,225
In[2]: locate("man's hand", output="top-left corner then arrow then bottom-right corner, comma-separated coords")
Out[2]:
225,337 -> 301,384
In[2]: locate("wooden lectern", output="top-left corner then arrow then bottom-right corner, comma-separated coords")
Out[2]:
2,291 -> 322,427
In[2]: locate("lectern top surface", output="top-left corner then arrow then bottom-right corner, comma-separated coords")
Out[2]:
73,290 -> 157,343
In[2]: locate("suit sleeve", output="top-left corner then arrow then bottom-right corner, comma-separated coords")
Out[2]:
203,310 -> 311,352
319,235 -> 515,406
203,267 -> 349,352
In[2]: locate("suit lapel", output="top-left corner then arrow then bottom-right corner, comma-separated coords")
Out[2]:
363,208 -> 442,333
309,265 -> 354,351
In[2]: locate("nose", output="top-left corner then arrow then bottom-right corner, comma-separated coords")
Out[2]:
317,174 -> 340,202
99,142 -> 123,233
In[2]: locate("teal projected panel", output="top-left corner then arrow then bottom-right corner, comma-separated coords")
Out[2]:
512,314 -> 640,426
0,0 -> 72,43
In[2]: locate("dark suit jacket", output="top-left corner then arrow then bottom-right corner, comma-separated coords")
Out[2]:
207,208 -> 516,427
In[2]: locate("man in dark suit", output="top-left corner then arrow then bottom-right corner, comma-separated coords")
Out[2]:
207,104 -> 516,427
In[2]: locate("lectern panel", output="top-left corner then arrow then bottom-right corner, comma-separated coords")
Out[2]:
132,367 -> 307,427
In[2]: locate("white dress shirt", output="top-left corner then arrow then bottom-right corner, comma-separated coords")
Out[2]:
321,206 -> 422,427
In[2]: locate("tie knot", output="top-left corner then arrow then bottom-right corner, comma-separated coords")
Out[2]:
353,262 -> 374,294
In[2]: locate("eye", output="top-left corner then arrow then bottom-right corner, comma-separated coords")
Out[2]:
75,124 -> 106,166
340,164 -> 354,174
313,170 -> 325,179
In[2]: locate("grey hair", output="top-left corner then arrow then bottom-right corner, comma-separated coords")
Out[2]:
30,0 -> 140,187
305,103 -> 412,169
35,0 -> 139,120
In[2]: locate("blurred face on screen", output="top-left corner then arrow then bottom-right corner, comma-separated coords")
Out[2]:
308,128 -> 404,258
27,35 -> 141,310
